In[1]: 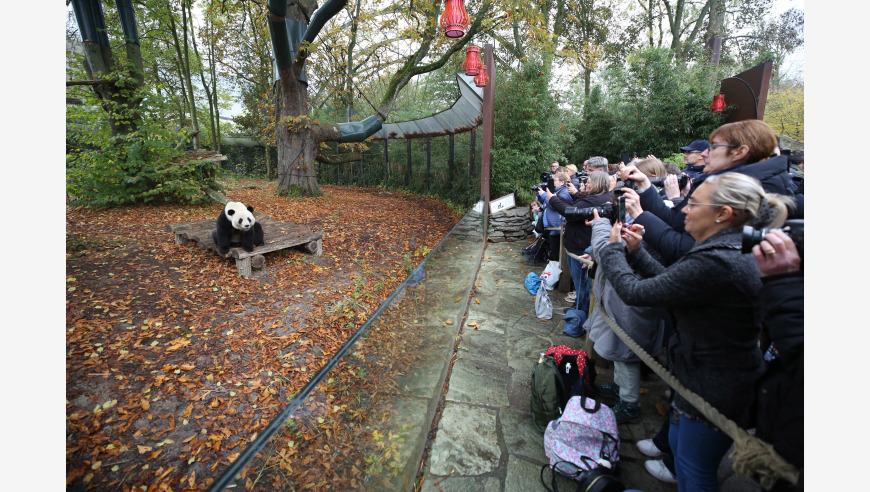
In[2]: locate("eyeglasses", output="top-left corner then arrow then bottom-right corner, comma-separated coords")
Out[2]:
709,143 -> 737,150
684,200 -> 727,210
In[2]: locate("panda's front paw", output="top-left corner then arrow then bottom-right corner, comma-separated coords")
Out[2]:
243,245 -> 254,252
218,247 -> 230,255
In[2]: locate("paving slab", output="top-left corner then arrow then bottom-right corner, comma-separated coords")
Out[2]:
428,402 -> 501,476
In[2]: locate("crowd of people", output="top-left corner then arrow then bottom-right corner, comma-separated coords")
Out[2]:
529,120 -> 804,491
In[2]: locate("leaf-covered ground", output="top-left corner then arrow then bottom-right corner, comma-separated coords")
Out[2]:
65,180 -> 461,490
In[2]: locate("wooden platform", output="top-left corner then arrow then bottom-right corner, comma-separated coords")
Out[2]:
167,215 -> 323,277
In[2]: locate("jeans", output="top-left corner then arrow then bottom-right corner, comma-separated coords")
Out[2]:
668,410 -> 733,492
566,255 -> 586,311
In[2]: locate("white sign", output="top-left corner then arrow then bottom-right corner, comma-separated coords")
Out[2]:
473,200 -> 485,214
490,193 -> 516,214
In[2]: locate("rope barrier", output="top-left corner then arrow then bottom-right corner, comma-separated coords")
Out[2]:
587,286 -> 801,490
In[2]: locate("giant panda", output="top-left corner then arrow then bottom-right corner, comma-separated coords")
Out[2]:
211,201 -> 265,255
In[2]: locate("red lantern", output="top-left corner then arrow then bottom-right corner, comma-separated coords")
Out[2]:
440,0 -> 470,38
474,64 -> 489,88
462,46 -> 481,76
710,94 -> 726,112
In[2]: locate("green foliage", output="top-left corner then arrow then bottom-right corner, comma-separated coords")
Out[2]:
569,47 -> 726,164
763,84 -> 804,142
66,74 -> 220,207
661,152 -> 686,169
491,63 -> 575,204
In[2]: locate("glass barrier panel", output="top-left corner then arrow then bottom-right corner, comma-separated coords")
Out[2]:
211,207 -> 486,490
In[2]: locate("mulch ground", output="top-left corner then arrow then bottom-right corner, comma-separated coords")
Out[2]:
65,179 -> 461,491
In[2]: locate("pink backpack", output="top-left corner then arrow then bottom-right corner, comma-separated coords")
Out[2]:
543,395 -> 620,480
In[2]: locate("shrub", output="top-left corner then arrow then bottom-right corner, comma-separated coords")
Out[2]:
491,63 -> 575,204
569,47 -> 726,164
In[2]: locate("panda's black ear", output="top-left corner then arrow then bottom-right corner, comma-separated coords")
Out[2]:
247,206 -> 254,213
227,209 -> 235,216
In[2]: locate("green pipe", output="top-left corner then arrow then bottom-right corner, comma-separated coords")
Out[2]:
338,115 -> 382,142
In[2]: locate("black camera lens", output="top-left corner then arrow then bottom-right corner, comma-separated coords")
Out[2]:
741,219 -> 804,257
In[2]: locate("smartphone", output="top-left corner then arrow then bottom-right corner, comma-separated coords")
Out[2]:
618,196 -> 626,221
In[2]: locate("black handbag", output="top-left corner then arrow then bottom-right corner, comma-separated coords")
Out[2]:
522,236 -> 549,263
540,461 -> 625,492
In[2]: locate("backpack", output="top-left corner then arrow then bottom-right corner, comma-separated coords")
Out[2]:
545,345 -> 596,399
522,236 -> 549,263
530,346 -> 596,432
541,395 -> 623,492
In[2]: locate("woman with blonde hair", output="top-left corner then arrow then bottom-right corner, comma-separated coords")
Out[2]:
593,172 -> 793,491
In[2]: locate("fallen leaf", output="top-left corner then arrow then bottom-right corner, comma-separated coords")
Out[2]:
137,445 -> 153,454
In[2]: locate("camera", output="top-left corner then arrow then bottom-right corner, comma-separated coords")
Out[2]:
649,175 -> 689,189
532,171 -> 555,192
563,195 -> 625,224
741,219 -> 804,258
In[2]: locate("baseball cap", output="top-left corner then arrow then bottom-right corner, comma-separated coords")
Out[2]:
680,140 -> 709,152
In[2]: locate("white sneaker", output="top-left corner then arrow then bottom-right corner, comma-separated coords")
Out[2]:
636,438 -> 665,458
644,460 -> 677,484
565,291 -> 576,302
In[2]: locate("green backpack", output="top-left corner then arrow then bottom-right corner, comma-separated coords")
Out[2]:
530,354 -> 568,432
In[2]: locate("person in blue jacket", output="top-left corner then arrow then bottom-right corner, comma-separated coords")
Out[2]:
621,120 -> 803,265
536,171 -> 572,261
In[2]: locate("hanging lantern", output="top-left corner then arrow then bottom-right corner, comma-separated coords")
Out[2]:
710,94 -> 726,112
462,46 -> 481,76
440,0 -> 470,38
474,64 -> 489,88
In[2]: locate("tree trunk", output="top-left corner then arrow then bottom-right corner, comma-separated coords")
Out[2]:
274,73 -> 322,196
188,3 -> 219,150
181,0 -> 200,149
584,67 -> 592,97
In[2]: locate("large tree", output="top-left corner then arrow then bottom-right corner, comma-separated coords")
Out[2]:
267,0 -> 491,196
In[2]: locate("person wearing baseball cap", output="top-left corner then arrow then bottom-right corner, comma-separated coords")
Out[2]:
680,140 -> 708,180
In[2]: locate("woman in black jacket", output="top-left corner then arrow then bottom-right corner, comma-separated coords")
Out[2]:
594,172 -> 794,492
546,170 -> 611,312
624,120 -> 803,265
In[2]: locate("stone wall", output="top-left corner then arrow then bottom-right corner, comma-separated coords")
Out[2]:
488,207 -> 534,242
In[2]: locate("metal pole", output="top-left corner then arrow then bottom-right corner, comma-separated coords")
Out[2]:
480,44 -> 495,240
426,137 -> 432,192
406,138 -> 412,186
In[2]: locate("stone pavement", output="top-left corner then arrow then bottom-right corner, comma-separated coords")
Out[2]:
417,238 -> 762,492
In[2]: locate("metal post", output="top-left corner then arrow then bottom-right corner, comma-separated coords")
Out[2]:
406,138 -> 412,186
480,44 -> 495,240
449,134 -> 455,188
426,137 -> 432,192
